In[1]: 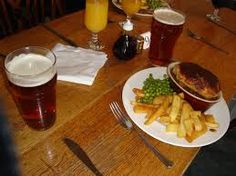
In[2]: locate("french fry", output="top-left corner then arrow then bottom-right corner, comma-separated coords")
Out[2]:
153,95 -> 167,105
181,102 -> 193,120
190,111 -> 202,131
184,118 -> 194,136
176,114 -> 181,121
133,104 -> 157,114
131,85 -> 219,143
158,115 -> 171,125
169,95 -> 182,122
177,104 -> 187,138
166,106 -> 171,115
132,88 -> 144,97
204,114 -> 217,123
144,96 -> 171,125
177,122 -> 186,138
178,92 -> 184,99
131,101 -> 158,108
166,123 -> 179,132
201,114 -> 219,129
205,122 -> 219,129
159,115 -> 179,124
185,119 -> 208,143
145,110 -> 155,119
167,95 -> 174,103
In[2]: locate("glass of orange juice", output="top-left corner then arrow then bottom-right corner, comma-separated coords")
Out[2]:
85,0 -> 108,50
121,0 -> 141,25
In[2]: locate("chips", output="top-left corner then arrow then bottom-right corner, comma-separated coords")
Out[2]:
131,88 -> 219,143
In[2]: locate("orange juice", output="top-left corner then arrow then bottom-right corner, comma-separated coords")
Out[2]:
85,0 -> 108,33
121,0 -> 141,16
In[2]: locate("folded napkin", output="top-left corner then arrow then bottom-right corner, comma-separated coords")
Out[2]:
52,43 -> 108,85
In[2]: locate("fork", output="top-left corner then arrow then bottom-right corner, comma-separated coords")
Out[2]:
186,28 -> 229,55
109,101 -> 174,169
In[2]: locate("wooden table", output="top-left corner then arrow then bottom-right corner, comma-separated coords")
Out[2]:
1,0 -> 236,175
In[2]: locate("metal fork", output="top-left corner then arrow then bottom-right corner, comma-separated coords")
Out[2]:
186,28 -> 229,55
109,101 -> 174,168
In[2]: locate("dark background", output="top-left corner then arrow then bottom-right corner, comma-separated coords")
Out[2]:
0,0 -> 85,39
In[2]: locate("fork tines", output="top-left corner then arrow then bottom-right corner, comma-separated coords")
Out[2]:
110,101 -> 125,121
109,101 -> 129,128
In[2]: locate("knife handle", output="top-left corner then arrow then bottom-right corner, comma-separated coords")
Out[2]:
42,24 -> 78,47
200,38 -> 229,55
63,137 -> 103,176
93,170 -> 103,176
207,16 -> 236,36
137,131 -> 174,168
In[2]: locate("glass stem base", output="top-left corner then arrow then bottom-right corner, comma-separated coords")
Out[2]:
88,33 -> 104,50
206,9 -> 221,22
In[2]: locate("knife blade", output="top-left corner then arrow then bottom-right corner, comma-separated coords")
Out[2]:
186,29 -> 229,55
42,24 -> 78,47
207,16 -> 236,36
63,137 -> 103,176
197,37 -> 229,55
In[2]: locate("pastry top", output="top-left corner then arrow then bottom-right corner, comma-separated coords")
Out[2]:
172,62 -> 221,100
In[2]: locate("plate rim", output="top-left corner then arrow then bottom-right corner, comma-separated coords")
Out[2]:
112,0 -> 153,17
122,67 -> 230,147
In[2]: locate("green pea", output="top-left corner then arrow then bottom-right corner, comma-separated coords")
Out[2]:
140,74 -> 174,104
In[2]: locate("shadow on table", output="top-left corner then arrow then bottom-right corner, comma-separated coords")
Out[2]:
0,100 -> 20,176
184,127 -> 236,176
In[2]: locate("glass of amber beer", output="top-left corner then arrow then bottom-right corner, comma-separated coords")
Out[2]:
4,46 -> 57,130
149,8 -> 185,66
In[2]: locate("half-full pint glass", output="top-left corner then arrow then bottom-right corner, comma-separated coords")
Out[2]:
4,46 -> 57,130
149,8 -> 185,66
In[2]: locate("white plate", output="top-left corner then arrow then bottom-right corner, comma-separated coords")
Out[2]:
122,67 -> 230,147
112,0 -> 152,17
112,0 -> 170,17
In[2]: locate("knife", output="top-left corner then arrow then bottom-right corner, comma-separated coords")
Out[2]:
63,137 -> 103,176
207,16 -> 236,36
41,23 -> 78,47
186,29 -> 229,55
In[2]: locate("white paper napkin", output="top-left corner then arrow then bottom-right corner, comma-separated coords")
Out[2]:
52,43 -> 108,86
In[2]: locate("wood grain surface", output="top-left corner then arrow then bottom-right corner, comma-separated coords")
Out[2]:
0,0 -> 236,175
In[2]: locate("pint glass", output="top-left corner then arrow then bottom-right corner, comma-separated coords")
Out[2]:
149,8 -> 185,66
4,46 -> 57,130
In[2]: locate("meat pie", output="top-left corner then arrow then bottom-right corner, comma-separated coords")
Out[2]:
171,62 -> 220,100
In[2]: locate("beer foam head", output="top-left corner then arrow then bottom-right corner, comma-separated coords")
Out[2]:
153,8 -> 185,25
5,53 -> 56,87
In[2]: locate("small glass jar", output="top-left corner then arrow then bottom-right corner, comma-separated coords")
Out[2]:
113,20 -> 143,60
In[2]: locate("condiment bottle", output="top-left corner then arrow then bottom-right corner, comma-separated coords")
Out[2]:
112,20 -> 138,60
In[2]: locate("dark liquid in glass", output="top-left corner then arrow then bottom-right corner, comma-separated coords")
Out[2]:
149,18 -> 183,66
9,74 -> 57,130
